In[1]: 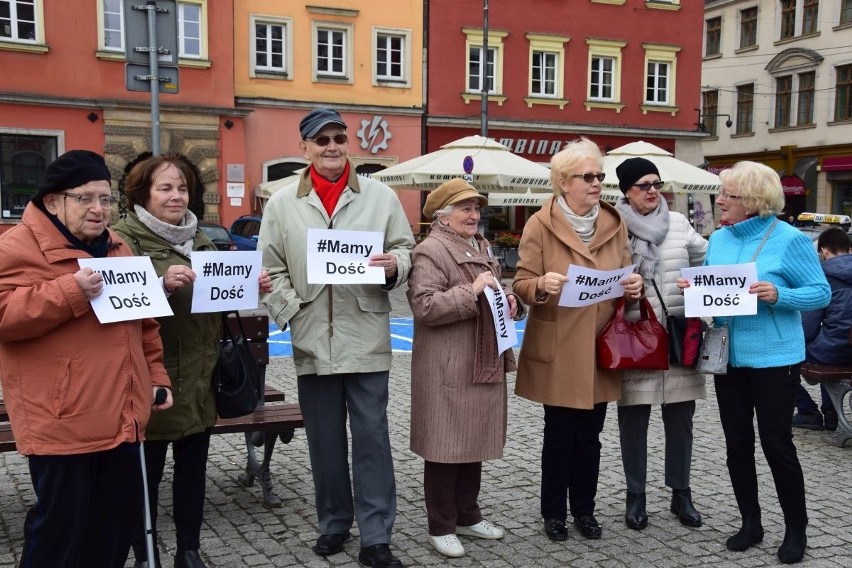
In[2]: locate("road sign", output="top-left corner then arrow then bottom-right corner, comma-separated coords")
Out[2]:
123,0 -> 178,66
125,63 -> 180,94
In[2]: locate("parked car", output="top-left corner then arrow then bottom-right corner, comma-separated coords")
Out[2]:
795,212 -> 852,247
230,215 -> 262,251
198,221 -> 237,251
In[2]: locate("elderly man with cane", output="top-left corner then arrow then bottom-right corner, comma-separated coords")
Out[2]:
0,150 -> 173,568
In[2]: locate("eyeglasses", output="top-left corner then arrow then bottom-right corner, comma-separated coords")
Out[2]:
718,191 -> 742,200
633,180 -> 665,191
572,172 -> 606,183
61,192 -> 116,208
304,133 -> 348,146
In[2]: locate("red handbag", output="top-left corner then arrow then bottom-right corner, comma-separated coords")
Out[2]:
596,297 -> 670,370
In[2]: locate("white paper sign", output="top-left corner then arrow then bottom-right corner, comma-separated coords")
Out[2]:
558,264 -> 637,307
190,251 -> 262,313
681,263 -> 758,317
78,256 -> 173,323
226,182 -> 245,198
306,228 -> 386,284
483,286 -> 517,355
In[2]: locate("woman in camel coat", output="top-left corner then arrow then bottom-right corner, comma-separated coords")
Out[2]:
512,137 -> 643,543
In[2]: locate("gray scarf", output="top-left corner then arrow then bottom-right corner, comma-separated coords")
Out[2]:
134,204 -> 198,258
614,198 -> 670,279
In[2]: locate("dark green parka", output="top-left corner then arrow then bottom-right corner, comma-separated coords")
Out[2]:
112,212 -> 219,440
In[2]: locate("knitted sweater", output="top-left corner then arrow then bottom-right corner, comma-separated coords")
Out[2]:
706,215 -> 830,368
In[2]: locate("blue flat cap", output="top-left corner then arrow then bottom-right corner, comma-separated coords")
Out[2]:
300,107 -> 347,139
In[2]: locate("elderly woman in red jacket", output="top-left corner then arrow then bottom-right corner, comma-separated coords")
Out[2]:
0,150 -> 172,568
407,179 -> 524,559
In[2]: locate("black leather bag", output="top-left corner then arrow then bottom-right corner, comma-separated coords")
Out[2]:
213,312 -> 261,419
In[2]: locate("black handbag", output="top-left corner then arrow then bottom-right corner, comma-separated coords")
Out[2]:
213,312 -> 261,419
650,280 -> 705,367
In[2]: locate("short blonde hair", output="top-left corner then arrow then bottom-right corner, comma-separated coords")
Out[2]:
718,161 -> 785,217
549,137 -> 603,195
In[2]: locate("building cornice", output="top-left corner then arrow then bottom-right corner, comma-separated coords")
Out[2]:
235,97 -> 424,117
425,115 -> 708,140
0,92 -> 251,117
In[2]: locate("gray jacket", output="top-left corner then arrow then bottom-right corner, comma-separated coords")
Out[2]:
258,165 -> 414,376
621,211 -> 708,406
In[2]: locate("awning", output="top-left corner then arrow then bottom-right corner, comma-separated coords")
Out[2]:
821,156 -> 852,172
780,175 -> 806,196
487,189 -> 621,207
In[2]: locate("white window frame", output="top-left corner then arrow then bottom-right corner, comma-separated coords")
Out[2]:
586,39 -> 626,105
98,0 -> 123,53
250,14 -> 292,78
462,27 -> 507,102
0,0 -> 44,45
177,0 -> 207,62
372,26 -> 411,87
642,43 -> 680,112
312,21 -> 353,82
526,33 -> 569,102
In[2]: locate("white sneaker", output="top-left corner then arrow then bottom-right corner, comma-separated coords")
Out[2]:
456,519 -> 505,539
428,534 -> 465,557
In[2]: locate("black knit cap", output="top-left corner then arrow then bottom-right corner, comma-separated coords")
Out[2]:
615,157 -> 660,194
33,150 -> 111,205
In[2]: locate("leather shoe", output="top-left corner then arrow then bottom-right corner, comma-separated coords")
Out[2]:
778,525 -> 807,564
543,518 -> 568,541
174,549 -> 207,568
726,516 -> 764,552
625,491 -> 648,530
312,532 -> 351,556
670,488 -> 702,527
573,515 -> 602,539
358,543 -> 404,567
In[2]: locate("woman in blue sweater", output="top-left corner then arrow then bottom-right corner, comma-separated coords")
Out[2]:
679,161 -> 830,565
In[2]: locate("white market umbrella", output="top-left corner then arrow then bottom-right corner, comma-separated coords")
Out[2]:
488,188 -> 620,207
373,135 -> 552,193
602,141 -> 720,195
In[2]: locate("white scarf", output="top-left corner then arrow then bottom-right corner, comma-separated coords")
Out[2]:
557,195 -> 599,243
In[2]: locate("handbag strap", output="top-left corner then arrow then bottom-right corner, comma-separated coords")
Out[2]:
750,218 -> 778,263
221,311 -> 249,343
649,279 -> 670,319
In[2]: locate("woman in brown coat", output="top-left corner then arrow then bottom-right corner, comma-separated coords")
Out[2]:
408,179 -> 524,559
512,137 -> 643,542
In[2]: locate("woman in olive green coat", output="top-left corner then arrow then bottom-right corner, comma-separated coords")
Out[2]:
113,155 -> 269,568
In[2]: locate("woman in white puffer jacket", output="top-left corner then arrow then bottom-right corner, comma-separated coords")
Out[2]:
613,157 -> 708,532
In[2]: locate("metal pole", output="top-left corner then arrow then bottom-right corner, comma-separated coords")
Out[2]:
480,0 -> 489,137
146,0 -> 161,156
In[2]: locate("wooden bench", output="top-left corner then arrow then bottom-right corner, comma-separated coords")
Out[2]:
800,327 -> 852,448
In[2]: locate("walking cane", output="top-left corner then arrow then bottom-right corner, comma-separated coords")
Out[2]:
140,387 -> 168,568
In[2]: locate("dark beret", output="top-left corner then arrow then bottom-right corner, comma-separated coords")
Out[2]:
34,150 -> 111,204
299,107 -> 347,139
615,157 -> 660,194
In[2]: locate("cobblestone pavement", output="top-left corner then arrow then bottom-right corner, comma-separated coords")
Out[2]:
0,288 -> 849,567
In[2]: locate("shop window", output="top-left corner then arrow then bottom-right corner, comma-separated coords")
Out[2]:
0,131 -> 58,219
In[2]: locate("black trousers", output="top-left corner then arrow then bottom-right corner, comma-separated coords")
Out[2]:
715,365 -> 808,528
540,402 -> 607,520
21,443 -> 143,568
423,461 -> 483,536
617,401 -> 695,494
132,429 -> 212,560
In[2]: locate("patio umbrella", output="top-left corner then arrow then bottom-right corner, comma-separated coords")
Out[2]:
372,135 -> 553,193
487,188 -> 620,207
601,141 -> 720,195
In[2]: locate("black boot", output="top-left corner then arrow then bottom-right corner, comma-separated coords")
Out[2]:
726,516 -> 764,552
670,488 -> 702,527
777,525 -> 807,564
625,491 -> 648,530
174,549 -> 207,568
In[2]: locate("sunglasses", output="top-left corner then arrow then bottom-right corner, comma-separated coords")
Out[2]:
633,180 -> 665,191
572,172 -> 606,183
304,133 -> 348,146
